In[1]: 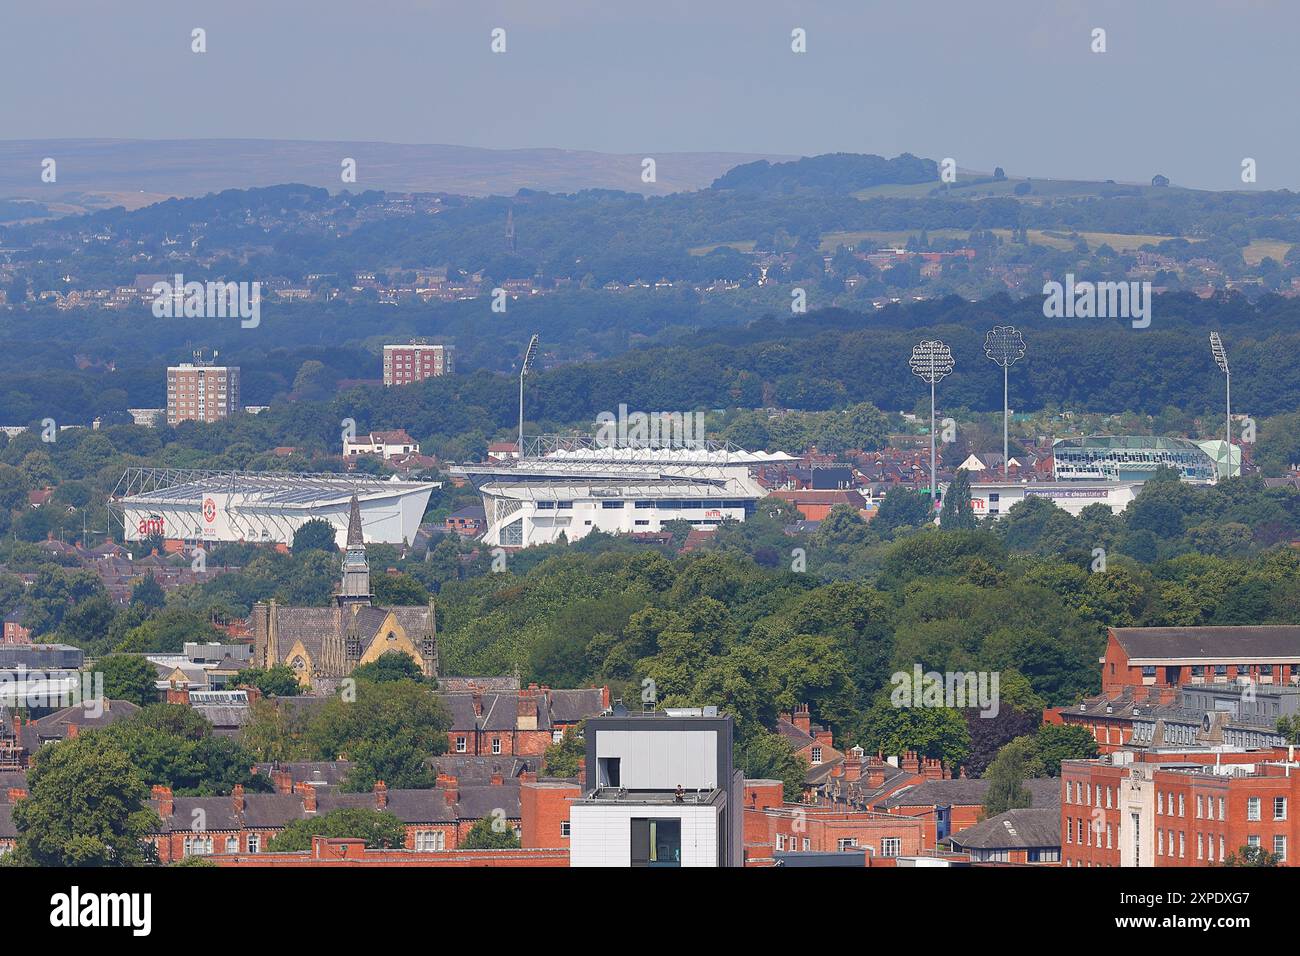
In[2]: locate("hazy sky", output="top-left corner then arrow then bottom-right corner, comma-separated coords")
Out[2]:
1,0 -> 1295,190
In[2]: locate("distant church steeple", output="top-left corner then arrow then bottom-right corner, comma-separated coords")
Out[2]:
505,207 -> 516,253
337,495 -> 372,607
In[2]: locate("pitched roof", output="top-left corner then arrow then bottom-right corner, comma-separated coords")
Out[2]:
876,776 -> 1060,810
1112,626 -> 1300,661
948,807 -> 1060,850
20,699 -> 139,751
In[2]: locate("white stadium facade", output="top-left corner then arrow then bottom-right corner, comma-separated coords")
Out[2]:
451,436 -> 795,548
113,469 -> 436,548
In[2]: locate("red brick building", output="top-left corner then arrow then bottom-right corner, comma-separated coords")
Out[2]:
442,685 -> 608,757
742,780 -> 925,863
217,835 -> 567,867
1100,625 -> 1300,700
1061,747 -> 1300,867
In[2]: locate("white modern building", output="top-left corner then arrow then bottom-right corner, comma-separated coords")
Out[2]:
965,480 -> 1145,519
451,438 -> 795,548
569,708 -> 744,868
113,469 -> 436,548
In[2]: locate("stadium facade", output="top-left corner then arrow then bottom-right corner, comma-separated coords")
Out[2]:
113,469 -> 436,548
451,436 -> 795,548
1051,435 -> 1234,482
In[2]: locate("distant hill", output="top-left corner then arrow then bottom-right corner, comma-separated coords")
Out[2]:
0,139 -> 798,212
711,152 -> 938,194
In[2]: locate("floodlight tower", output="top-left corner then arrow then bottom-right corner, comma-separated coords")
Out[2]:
518,333 -> 539,456
909,340 -> 955,505
984,326 -> 1028,479
1210,331 -> 1231,480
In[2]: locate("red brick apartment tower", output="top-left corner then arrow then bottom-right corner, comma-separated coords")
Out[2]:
166,362 -> 240,425
383,343 -> 453,386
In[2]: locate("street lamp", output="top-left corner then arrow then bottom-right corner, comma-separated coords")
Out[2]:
518,333 -> 539,456
983,326 -> 1027,480
909,339 -> 955,506
1210,331 -> 1231,480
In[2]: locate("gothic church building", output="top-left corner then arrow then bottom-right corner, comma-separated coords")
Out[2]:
251,496 -> 437,688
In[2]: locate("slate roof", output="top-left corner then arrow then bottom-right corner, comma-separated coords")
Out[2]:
0,803 -> 14,840
876,776 -> 1060,810
20,699 -> 139,752
1112,626 -> 1300,661
151,784 -> 522,833
0,771 -> 28,799
269,604 -> 435,674
948,807 -> 1061,850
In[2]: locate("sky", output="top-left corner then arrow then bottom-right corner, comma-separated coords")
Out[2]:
1,0 -> 1295,190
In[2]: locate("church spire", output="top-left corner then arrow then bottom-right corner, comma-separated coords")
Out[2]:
337,495 -> 371,607
346,494 -> 364,547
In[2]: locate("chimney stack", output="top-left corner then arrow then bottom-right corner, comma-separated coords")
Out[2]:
231,784 -> 245,813
792,704 -> 811,735
152,785 -> 174,817
902,750 -> 921,775
271,769 -> 292,794
374,780 -> 388,808
437,772 -> 459,805
302,784 -> 317,813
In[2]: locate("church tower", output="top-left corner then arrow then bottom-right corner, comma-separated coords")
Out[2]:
337,495 -> 372,607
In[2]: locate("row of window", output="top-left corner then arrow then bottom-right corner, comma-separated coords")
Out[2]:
454,729 -> 566,753
184,833 -> 262,855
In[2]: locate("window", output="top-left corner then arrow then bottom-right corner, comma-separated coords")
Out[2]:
801,838 -> 810,851
881,838 -> 901,857
631,818 -> 680,867
225,836 -> 238,853
560,821 -> 571,838
810,747 -> 823,765
1178,832 -> 1185,858
1177,794 -> 1184,817
836,838 -> 858,851
1275,835 -> 1287,861
247,834 -> 260,853
492,737 -> 502,755
1248,797 -> 1261,821
1275,797 -> 1288,821
415,830 -> 445,851
184,835 -> 213,857
455,736 -> 467,753
1218,797 -> 1225,820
